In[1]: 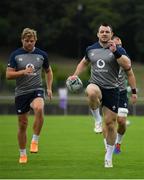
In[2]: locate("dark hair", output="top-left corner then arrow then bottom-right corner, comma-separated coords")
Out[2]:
97,23 -> 113,32
112,35 -> 122,46
112,35 -> 120,40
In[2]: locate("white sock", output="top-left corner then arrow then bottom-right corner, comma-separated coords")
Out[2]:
116,133 -> 123,144
105,144 -> 114,161
32,134 -> 39,143
90,108 -> 102,123
104,138 -> 107,151
19,149 -> 26,156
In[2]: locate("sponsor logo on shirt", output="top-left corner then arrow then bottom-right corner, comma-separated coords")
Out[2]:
26,63 -> 36,75
97,59 -> 105,68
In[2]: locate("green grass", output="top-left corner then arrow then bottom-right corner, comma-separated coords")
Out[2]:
0,115 -> 144,179
132,63 -> 144,98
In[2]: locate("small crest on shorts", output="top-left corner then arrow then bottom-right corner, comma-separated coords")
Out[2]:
112,105 -> 116,110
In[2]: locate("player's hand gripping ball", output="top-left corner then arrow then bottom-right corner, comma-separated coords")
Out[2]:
66,76 -> 83,93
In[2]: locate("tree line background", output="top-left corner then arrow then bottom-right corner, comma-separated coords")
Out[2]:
0,0 -> 144,95
0,0 -> 144,61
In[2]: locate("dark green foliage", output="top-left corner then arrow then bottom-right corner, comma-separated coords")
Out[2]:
0,0 -> 144,60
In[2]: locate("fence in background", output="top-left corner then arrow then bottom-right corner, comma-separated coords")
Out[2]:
0,95 -> 144,115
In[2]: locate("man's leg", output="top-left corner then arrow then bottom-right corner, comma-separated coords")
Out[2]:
102,125 -> 107,151
18,113 -> 28,163
30,97 -> 44,153
90,108 -> 103,133
103,107 -> 117,168
85,84 -> 103,133
114,108 -> 128,154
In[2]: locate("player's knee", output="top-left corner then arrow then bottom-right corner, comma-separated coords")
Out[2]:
86,87 -> 99,100
87,91 -> 97,100
117,116 -> 126,126
105,120 -> 115,132
86,84 -> 100,95
19,119 -> 28,131
107,123 -> 115,132
33,105 -> 43,114
118,108 -> 128,117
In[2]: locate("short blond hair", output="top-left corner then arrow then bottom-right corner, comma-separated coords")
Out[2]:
21,28 -> 37,40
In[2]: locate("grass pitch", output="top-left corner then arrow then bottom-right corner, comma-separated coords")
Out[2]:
0,115 -> 144,179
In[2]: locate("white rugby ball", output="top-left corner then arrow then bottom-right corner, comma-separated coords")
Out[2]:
66,76 -> 83,93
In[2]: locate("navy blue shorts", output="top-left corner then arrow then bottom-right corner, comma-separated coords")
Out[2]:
118,90 -> 128,108
15,90 -> 44,114
100,87 -> 119,113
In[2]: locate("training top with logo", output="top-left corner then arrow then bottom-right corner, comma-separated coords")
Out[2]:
7,47 -> 49,97
85,42 -> 128,89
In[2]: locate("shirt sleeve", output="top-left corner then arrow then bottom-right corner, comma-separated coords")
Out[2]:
42,52 -> 49,70
7,52 -> 17,68
117,46 -> 129,58
85,47 -> 90,61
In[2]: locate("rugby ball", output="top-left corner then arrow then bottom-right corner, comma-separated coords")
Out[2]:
66,76 -> 83,93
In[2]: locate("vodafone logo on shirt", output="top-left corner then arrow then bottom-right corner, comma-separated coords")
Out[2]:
26,63 -> 35,70
97,59 -> 105,68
